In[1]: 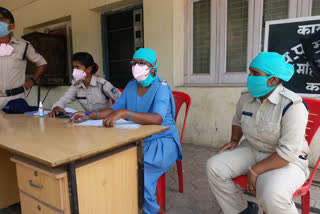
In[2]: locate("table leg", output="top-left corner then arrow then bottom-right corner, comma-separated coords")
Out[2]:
137,140 -> 144,214
67,162 -> 79,214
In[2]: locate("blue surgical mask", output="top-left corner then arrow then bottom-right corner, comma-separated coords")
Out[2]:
0,22 -> 10,37
138,73 -> 157,87
247,75 -> 276,98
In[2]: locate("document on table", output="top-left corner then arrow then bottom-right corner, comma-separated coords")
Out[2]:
74,119 -> 141,128
24,110 -> 51,116
24,107 -> 78,117
64,107 -> 78,113
114,119 -> 141,128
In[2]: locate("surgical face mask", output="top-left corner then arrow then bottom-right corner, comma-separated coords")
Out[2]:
72,69 -> 87,81
0,43 -> 13,56
0,22 -> 10,37
132,64 -> 149,81
132,64 -> 157,87
247,75 -> 276,98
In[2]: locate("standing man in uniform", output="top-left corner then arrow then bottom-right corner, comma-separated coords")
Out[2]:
0,7 -> 47,110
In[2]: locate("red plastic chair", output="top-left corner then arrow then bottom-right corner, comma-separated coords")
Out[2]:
156,91 -> 191,214
233,98 -> 320,214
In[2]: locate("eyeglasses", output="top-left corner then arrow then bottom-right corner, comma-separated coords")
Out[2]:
129,60 -> 148,66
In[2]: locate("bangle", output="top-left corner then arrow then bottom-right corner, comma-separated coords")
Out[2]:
248,166 -> 259,177
231,139 -> 239,143
30,77 -> 37,85
94,110 -> 98,119
127,111 -> 134,120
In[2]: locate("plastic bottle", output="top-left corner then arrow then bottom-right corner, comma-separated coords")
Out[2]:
39,101 -> 44,117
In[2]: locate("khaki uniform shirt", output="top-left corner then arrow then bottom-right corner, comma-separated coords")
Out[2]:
0,36 -> 47,90
0,36 -> 47,109
53,75 -> 121,112
232,84 -> 309,163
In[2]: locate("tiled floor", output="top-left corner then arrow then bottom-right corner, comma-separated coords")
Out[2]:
1,144 -> 319,214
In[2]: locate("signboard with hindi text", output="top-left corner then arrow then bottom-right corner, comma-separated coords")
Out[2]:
264,16 -> 320,96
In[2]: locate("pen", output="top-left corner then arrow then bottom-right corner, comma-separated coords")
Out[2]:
82,112 -> 92,116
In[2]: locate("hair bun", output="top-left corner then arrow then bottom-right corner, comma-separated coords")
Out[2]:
91,63 -> 98,74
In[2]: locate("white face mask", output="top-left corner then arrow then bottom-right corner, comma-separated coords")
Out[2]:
72,69 -> 87,81
132,64 -> 150,81
0,43 -> 14,56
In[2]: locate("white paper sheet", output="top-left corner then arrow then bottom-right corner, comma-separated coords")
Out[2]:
114,119 -> 141,128
75,119 -> 141,129
24,110 -> 51,116
24,107 -> 78,117
74,119 -> 104,127
64,107 -> 78,113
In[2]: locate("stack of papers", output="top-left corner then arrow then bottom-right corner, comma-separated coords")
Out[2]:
24,110 -> 51,116
114,119 -> 141,128
24,107 -> 78,117
65,107 -> 78,113
75,119 -> 141,129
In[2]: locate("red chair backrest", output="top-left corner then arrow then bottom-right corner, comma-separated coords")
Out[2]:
302,98 -> 320,192
303,98 -> 320,146
172,91 -> 191,144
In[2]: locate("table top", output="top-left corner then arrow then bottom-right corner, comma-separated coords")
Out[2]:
0,113 -> 169,167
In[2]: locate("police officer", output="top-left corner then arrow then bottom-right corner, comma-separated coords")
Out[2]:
0,7 -> 47,110
48,52 -> 121,118
207,52 -> 309,214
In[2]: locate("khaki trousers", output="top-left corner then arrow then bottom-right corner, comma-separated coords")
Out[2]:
206,141 -> 309,214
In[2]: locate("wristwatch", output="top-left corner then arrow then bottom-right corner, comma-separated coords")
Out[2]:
231,139 -> 240,143
30,77 -> 37,85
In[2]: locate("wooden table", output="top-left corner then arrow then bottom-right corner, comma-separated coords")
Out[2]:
0,112 -> 169,214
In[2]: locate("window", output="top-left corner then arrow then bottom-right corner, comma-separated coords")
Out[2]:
312,0 -> 320,15
226,0 -> 248,73
186,0 -> 319,85
261,0 -> 289,50
193,0 -> 211,75
23,22 -> 73,86
185,0 -> 253,85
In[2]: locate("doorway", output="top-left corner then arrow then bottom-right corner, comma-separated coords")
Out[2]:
101,6 -> 144,89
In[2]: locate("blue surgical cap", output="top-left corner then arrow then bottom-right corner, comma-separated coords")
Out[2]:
250,52 -> 294,82
133,48 -> 158,74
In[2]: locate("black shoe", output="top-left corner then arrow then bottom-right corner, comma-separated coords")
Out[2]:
239,201 -> 259,214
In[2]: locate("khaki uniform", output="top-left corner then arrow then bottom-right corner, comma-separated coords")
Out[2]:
0,36 -> 47,109
207,84 -> 309,214
53,75 -> 121,112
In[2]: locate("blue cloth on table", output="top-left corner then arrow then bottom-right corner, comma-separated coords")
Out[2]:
2,98 -> 38,114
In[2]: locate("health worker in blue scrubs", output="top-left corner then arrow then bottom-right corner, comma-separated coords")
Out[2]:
71,48 -> 182,214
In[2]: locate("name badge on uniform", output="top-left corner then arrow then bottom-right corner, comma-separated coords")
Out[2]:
111,88 -> 118,94
242,111 -> 253,117
160,80 -> 167,86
